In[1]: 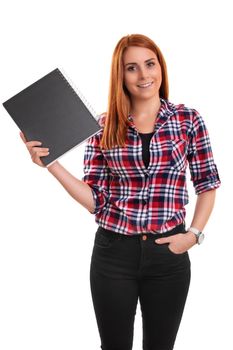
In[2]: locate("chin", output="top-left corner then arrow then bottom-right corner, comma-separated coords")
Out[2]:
136,91 -> 158,99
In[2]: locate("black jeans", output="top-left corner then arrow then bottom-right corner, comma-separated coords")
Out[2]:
90,222 -> 191,350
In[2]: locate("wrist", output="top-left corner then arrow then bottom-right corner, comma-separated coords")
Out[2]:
187,226 -> 205,245
186,231 -> 198,244
47,160 -> 60,172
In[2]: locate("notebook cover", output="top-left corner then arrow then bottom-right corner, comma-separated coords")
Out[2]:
2,68 -> 101,166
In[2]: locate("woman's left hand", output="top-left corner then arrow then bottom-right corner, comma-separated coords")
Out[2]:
155,232 -> 197,254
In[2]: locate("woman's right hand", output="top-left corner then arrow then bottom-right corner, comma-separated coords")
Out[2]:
19,131 -> 50,168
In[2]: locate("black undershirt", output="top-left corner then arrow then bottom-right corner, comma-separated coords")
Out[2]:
139,132 -> 154,168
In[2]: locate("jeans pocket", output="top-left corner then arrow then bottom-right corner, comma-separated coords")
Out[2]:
165,243 -> 187,256
94,229 -> 120,249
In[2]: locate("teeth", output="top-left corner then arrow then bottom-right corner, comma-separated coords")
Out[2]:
138,82 -> 153,88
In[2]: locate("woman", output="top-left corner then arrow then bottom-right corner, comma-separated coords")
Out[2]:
20,34 -> 221,350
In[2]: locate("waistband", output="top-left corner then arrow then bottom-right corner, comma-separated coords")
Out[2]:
97,222 -> 187,240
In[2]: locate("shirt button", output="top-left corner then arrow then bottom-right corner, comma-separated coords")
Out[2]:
142,235 -> 147,241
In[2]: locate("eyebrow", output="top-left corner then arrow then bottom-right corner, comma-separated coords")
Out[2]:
124,58 -> 156,67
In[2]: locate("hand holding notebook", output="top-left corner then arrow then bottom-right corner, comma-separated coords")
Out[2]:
19,131 -> 50,168
3,68 -> 101,167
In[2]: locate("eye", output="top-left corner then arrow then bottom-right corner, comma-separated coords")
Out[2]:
127,66 -> 136,71
147,62 -> 155,67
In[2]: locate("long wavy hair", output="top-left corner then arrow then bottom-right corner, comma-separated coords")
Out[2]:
100,34 -> 169,149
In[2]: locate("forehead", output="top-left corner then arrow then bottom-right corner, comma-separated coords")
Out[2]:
123,46 -> 157,64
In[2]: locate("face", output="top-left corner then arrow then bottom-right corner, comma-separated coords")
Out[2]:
123,46 -> 162,101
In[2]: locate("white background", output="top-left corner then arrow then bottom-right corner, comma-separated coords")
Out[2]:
0,0 -> 231,349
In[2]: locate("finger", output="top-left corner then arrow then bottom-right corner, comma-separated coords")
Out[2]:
19,131 -> 27,143
31,155 -> 46,167
155,233 -> 184,244
31,151 -> 49,158
32,149 -> 49,157
26,141 -> 43,149
155,237 -> 172,244
31,147 -> 49,153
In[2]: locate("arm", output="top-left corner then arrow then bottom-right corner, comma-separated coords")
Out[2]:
156,189 -> 217,252
183,189 -> 217,249
47,161 -> 95,213
47,128 -> 110,215
81,132 -> 110,215
156,110 -> 221,252
189,189 -> 216,232
185,109 -> 221,240
19,131 -> 95,213
187,109 -> 221,194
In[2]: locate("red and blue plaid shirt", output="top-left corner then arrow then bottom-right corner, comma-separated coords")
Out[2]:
82,98 -> 221,234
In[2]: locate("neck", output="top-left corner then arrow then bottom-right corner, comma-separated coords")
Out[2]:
130,95 -> 161,119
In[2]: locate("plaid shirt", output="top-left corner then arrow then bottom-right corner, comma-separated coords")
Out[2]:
82,98 -> 221,234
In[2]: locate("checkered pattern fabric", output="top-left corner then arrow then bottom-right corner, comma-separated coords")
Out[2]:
82,98 -> 221,234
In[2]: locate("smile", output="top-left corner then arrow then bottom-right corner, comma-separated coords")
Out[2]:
137,82 -> 153,88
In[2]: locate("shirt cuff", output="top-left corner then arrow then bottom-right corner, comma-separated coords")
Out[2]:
193,172 -> 221,195
88,185 -> 108,215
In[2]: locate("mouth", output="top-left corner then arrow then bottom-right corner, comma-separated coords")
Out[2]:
137,81 -> 153,88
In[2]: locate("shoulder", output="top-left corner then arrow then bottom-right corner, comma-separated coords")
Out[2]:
168,100 -> 204,125
168,100 -> 197,116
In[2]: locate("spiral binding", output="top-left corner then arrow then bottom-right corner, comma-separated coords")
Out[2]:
57,67 -> 98,121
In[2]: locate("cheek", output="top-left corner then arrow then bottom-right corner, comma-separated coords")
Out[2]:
158,68 -> 162,82
124,78 -> 137,93
152,67 -> 162,80
124,75 -> 134,87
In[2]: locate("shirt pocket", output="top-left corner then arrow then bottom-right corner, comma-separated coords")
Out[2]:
169,138 -> 188,172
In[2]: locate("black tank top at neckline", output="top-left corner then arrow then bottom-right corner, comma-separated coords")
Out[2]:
138,132 -> 154,168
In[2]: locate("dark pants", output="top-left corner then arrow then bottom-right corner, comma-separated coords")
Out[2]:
90,222 -> 191,350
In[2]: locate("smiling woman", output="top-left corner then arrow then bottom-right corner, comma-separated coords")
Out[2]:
100,34 -> 169,149
82,33 -> 221,350
123,48 -> 162,100
19,33 -> 221,350
122,46 -> 163,133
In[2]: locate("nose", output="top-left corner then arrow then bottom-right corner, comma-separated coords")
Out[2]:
138,66 -> 149,80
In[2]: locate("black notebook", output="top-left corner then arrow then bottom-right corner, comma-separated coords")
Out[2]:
2,68 -> 101,166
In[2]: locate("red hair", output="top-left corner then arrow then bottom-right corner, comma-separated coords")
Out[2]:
100,34 -> 169,149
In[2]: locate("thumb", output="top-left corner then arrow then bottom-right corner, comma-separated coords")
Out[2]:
155,237 -> 171,244
19,131 -> 27,143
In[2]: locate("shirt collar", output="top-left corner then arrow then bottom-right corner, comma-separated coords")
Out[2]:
127,98 -> 176,130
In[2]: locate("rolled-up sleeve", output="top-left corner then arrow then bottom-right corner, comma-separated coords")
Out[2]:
82,132 -> 110,214
187,109 -> 221,194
